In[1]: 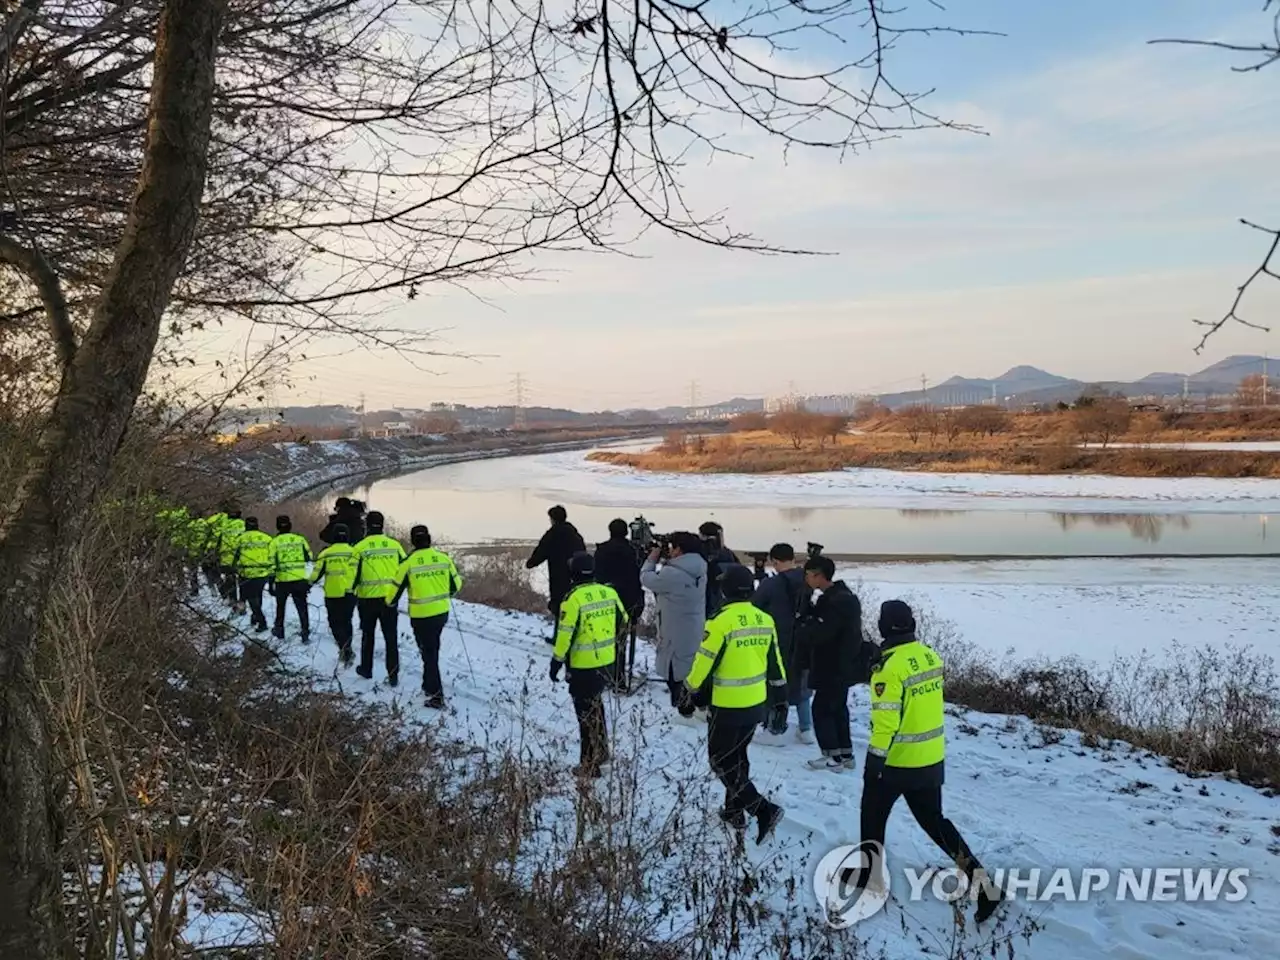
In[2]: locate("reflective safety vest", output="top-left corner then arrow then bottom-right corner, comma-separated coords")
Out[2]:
686,601 -> 786,710
235,530 -> 274,579
271,532 -> 313,583
184,517 -> 209,559
217,518 -> 245,567
203,513 -> 227,558
553,582 -> 626,670
869,639 -> 946,770
391,547 -> 462,619
311,544 -> 356,598
352,534 -> 407,600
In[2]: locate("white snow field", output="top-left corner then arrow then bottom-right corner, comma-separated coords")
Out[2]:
447,448 -> 1280,514
222,572 -> 1280,960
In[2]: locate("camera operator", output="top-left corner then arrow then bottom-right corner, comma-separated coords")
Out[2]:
751,543 -> 814,746
796,554 -> 872,772
641,531 -> 708,720
595,518 -> 645,687
698,521 -> 738,618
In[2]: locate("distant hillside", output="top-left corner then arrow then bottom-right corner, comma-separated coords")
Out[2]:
876,356 -> 1267,409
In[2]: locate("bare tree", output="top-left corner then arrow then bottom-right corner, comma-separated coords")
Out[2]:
1237,373 -> 1267,409
1073,396 -> 1132,448
1150,2 -> 1280,351
769,408 -> 812,450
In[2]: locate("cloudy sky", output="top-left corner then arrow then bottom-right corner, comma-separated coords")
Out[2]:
233,0 -> 1280,412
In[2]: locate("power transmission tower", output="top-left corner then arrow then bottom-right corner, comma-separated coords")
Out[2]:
358,392 -> 367,437
688,380 -> 699,412
920,374 -> 929,405
513,373 -> 527,430
1264,352 -> 1269,407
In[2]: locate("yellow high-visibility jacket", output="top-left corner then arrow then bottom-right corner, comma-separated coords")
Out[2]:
868,639 -> 946,771
352,534 -> 407,600
391,547 -> 463,619
217,518 -> 245,568
553,582 -> 626,670
311,544 -> 356,598
685,601 -> 786,710
234,530 -> 274,580
270,532 -> 313,583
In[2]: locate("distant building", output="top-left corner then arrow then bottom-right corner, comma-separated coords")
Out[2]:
379,421 -> 414,437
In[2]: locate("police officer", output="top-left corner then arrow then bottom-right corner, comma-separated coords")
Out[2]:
685,564 -> 787,844
312,523 -> 357,664
389,526 -> 463,709
550,552 -> 627,778
270,515 -> 313,642
232,517 -> 274,632
352,511 -> 407,685
844,600 -> 1002,924
201,507 -> 229,590
215,508 -> 245,604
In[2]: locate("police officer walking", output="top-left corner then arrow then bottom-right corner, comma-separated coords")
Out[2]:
684,565 -> 787,844
270,515 -> 313,642
550,552 -> 627,778
390,526 -> 463,708
352,511 -> 407,685
232,517 -> 273,632
845,600 -> 1002,924
312,523 -> 357,664
215,508 -> 245,604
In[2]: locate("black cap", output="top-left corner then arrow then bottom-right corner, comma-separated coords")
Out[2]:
276,515 -> 291,533
719,564 -> 755,601
410,525 -> 431,549
332,522 -> 350,543
878,600 -> 917,640
569,550 -> 595,581
366,510 -> 385,533
244,516 -> 259,531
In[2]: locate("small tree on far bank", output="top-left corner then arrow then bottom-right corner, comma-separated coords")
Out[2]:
769,409 -> 812,450
899,404 -> 936,445
1237,374 -> 1268,408
729,411 -> 769,432
1074,397 -> 1132,448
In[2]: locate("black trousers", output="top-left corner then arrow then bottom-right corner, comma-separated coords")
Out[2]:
238,577 -> 268,629
219,565 -> 238,601
667,663 -> 695,716
707,716 -> 764,817
857,780 -> 981,884
325,595 -> 357,653
274,580 -> 311,636
569,668 -> 609,770
358,597 -> 400,679
411,613 -> 448,695
812,686 -> 852,758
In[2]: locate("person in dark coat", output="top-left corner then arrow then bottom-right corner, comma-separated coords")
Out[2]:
595,518 -> 644,685
698,520 -> 738,618
751,543 -> 813,744
526,504 -> 586,641
796,555 -> 871,772
320,496 -> 366,544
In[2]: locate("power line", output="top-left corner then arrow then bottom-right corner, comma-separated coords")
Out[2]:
513,372 -> 527,430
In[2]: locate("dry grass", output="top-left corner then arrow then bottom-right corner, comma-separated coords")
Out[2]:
591,412 -> 1280,478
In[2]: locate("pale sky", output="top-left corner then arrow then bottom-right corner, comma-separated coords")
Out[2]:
193,0 -> 1280,412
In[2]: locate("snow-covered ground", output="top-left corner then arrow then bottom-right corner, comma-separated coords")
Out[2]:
449,448 -> 1280,514
213,570 -> 1280,960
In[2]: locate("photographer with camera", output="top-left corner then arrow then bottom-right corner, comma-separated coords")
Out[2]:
594,518 -> 645,688
698,521 -> 738,618
796,554 -> 872,772
751,543 -> 814,746
640,530 -> 708,720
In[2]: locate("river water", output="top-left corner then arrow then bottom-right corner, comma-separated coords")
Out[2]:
329,450 -> 1280,558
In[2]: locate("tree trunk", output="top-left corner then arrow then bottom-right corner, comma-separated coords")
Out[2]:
0,1 -> 224,954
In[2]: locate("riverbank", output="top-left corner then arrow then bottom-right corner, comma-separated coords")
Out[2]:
590,428 -> 1280,478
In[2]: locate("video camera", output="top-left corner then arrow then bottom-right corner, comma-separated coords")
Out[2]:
628,515 -> 655,551
806,541 -> 824,559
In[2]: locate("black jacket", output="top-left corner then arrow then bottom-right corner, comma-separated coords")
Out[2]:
751,567 -> 804,662
703,545 -> 738,617
526,520 -> 586,603
319,504 -> 366,544
593,536 -> 643,614
796,580 -> 870,690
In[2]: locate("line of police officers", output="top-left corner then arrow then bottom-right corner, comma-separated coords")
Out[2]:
159,500 -> 1000,923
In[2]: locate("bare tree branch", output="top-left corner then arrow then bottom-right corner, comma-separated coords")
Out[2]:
1192,219 -> 1280,353
1150,0 -> 1280,73
0,232 -> 74,367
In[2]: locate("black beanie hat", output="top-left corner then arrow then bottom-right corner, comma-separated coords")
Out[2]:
332,522 -> 350,543
366,511 -> 385,533
244,516 -> 259,531
276,515 -> 291,533
878,600 -> 917,640
410,525 -> 431,549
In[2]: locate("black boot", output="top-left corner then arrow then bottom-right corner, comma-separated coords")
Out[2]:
754,801 -> 784,846
425,692 -> 446,709
975,886 -> 1003,925
719,808 -> 747,831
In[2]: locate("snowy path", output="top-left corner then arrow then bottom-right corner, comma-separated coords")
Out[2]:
237,586 -> 1280,960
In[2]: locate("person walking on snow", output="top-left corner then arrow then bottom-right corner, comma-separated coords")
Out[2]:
550,552 -> 627,778
352,511 -> 407,685
593,518 -> 644,688
751,543 -> 813,745
232,517 -> 273,632
641,531 -> 708,721
526,505 -> 586,642
843,600 -> 1003,925
796,555 -> 871,772
389,525 -> 463,709
684,564 -> 787,844
270,515 -> 313,642
312,523 -> 358,664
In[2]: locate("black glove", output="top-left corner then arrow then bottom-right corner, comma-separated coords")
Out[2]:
549,659 -> 563,682
863,753 -> 886,783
